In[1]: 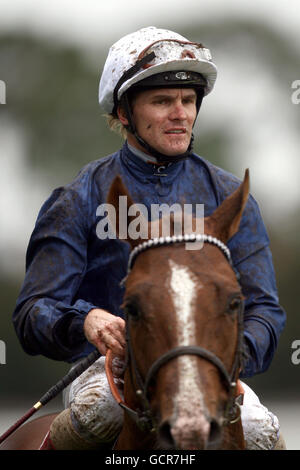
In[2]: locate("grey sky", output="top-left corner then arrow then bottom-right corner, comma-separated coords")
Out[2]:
0,0 -> 299,48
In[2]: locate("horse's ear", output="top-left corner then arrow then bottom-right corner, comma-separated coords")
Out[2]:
107,175 -> 145,249
107,175 -> 135,215
206,169 -> 250,243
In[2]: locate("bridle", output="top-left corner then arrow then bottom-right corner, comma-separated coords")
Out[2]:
113,233 -> 244,433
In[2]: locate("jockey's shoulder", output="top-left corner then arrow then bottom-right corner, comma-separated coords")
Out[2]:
189,152 -> 252,202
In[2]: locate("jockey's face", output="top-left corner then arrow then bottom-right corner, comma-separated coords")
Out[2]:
119,88 -> 197,157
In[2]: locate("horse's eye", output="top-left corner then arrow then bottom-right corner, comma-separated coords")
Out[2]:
124,303 -> 141,320
228,297 -> 242,313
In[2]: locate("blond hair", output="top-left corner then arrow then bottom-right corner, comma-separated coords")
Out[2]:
104,113 -> 128,139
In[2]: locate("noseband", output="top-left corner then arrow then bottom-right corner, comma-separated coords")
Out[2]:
120,234 -> 244,433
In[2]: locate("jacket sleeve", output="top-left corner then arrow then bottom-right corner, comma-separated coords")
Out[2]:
236,244 -> 285,378
228,195 -> 286,378
13,183 -> 98,362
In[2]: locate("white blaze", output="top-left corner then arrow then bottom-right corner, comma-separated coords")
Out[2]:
168,260 -> 206,421
169,260 -> 197,346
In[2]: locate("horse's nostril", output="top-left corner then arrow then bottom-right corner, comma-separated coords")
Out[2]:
208,418 -> 222,447
158,421 -> 175,449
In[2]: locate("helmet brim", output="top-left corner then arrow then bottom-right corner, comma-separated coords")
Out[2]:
118,59 -> 217,102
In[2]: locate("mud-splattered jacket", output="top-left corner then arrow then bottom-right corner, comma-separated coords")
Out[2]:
13,142 -> 286,377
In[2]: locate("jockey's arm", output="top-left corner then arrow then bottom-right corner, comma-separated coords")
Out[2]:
237,242 -> 285,378
228,195 -> 286,378
12,183 -> 116,362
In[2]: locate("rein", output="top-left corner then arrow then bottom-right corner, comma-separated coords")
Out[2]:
108,234 -> 245,433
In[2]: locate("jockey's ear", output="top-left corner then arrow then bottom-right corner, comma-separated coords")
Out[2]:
107,175 -> 148,249
205,169 -> 250,243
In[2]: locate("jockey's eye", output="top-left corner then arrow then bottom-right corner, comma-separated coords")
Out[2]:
227,296 -> 242,314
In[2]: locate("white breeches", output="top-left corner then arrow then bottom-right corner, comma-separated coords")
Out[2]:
63,356 -> 280,449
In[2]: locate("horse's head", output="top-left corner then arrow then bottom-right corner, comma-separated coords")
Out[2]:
107,170 -> 249,450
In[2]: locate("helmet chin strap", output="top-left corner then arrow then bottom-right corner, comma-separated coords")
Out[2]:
133,131 -> 194,165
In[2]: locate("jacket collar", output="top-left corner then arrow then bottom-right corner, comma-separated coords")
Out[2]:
120,141 -> 185,183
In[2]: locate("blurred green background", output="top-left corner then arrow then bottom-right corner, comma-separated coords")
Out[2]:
0,1 -> 299,447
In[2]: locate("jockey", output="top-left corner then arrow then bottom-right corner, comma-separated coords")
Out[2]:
13,26 -> 286,450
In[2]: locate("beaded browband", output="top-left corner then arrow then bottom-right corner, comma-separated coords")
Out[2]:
121,234 -> 232,284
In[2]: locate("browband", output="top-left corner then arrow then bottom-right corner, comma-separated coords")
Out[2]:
121,233 -> 232,285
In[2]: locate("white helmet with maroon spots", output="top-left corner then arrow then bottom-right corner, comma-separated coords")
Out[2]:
99,26 -> 217,115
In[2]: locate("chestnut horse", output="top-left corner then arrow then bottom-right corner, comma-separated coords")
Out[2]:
0,170 -> 249,450
107,170 -> 249,450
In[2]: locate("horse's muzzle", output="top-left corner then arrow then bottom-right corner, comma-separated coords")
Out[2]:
157,415 -> 222,450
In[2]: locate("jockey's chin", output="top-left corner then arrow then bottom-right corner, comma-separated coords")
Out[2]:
155,132 -> 191,156
128,132 -> 191,158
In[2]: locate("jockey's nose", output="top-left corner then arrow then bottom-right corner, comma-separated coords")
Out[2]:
169,100 -> 188,122
158,416 -> 222,450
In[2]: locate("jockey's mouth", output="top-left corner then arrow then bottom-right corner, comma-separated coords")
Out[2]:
165,128 -> 187,134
